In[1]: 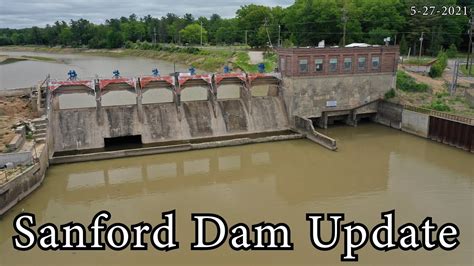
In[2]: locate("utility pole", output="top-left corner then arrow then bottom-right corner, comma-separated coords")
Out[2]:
467,13 -> 473,70
264,18 -> 273,48
419,32 -> 424,59
278,25 -> 281,47
467,13 -> 474,75
342,7 -> 347,46
200,21 -> 203,47
245,30 -> 248,46
153,27 -> 157,45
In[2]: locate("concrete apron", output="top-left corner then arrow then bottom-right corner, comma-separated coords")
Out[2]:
50,132 -> 304,165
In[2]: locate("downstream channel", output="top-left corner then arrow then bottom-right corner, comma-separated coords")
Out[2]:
0,124 -> 472,265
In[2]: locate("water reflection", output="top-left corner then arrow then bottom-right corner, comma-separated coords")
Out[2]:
183,158 -> 210,176
66,171 -> 105,191
108,167 -> 142,185
147,163 -> 177,180
251,152 -> 271,165
218,155 -> 241,171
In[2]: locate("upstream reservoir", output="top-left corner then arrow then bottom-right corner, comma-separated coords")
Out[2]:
0,50 -> 192,90
0,124 -> 472,265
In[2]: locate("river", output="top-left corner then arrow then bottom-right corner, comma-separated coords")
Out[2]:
0,50 -> 192,90
0,124 -> 472,265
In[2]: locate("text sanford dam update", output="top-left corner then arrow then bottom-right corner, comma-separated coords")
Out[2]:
12,210 -> 460,262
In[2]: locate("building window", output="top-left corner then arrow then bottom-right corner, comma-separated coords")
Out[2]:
329,58 -> 338,73
315,58 -> 324,72
280,57 -> 286,72
372,56 -> 380,70
344,57 -> 352,72
299,59 -> 308,73
358,57 -> 366,71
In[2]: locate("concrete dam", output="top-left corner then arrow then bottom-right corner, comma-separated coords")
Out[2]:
46,73 -> 306,163
42,46 -> 405,162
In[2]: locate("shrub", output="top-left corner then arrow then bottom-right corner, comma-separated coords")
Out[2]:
446,44 -> 458,58
429,99 -> 451,112
429,64 -> 444,78
435,92 -> 449,98
429,51 -> 448,78
384,88 -> 396,99
396,71 -> 429,92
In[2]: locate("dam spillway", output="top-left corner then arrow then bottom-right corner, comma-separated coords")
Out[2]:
47,73 -> 301,161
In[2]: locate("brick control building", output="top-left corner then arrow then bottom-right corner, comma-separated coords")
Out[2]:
276,45 -> 400,128
277,46 -> 399,77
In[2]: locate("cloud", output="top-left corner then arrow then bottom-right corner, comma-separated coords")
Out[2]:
0,0 -> 293,28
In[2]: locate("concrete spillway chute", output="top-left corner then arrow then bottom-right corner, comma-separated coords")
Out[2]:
48,80 -> 96,96
177,73 -> 213,101
139,75 -> 177,103
48,80 -> 96,110
214,73 -> 248,101
247,73 -> 281,86
139,75 -> 176,93
98,78 -> 137,96
177,73 -> 216,118
177,74 -> 213,93
214,73 -> 247,87
139,75 -> 179,120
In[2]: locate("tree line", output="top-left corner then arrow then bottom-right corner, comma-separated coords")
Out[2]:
0,0 -> 472,56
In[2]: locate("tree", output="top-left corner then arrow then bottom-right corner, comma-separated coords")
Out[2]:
59,27 -> 73,46
180,23 -> 207,44
284,0 -> 341,46
236,4 -> 274,47
399,34 -> 408,55
446,44 -> 458,58
106,30 -> 124,48
0,0 -> 470,54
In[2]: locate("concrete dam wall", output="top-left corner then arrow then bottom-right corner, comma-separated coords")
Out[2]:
51,96 -> 289,152
281,73 -> 394,119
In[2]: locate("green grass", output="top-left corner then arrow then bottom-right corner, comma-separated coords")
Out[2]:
0,44 -> 279,73
404,57 -> 435,66
423,99 -> 451,112
234,51 -> 277,73
459,64 -> 473,77
234,51 -> 256,72
0,45 -> 233,72
0,57 -> 27,65
21,55 -> 56,62
384,88 -> 396,99
396,71 -> 429,92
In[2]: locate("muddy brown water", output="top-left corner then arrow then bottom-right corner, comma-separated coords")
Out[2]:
0,124 -> 473,265
0,51 -> 192,90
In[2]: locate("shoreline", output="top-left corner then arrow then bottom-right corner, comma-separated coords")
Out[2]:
0,45 -> 234,72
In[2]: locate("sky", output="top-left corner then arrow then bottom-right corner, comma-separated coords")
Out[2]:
0,0 -> 294,29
